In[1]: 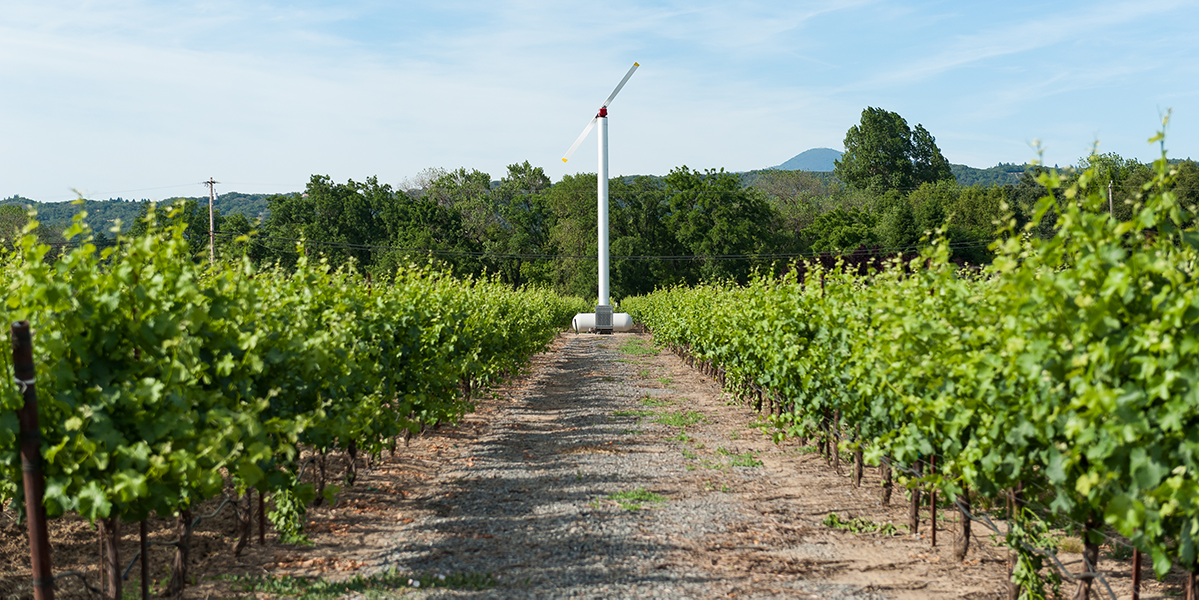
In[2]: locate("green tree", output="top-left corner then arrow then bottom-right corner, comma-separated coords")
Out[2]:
873,191 -> 919,250
803,208 -> 878,253
492,161 -> 555,287
128,199 -> 222,260
908,180 -> 958,236
946,185 -> 1007,264
545,173 -> 599,300
426,168 -> 496,247
663,167 -> 778,283
609,176 -> 682,300
834,107 -> 952,193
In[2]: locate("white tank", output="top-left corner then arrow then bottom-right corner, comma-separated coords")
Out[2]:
571,312 -> 634,333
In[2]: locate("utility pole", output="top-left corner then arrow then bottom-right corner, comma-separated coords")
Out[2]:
204,178 -> 218,264
1108,180 -> 1114,218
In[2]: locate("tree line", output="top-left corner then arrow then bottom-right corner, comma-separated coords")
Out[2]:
5,107 -> 1197,301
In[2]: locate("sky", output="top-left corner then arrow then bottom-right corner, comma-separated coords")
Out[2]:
2,0 -> 1197,202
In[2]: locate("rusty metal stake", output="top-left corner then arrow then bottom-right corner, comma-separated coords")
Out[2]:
1130,547 -> 1141,600
13,321 -> 54,600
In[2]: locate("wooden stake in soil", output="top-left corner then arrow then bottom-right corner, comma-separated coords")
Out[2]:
99,518 -> 120,600
346,440 -> 359,486
1131,547 -> 1141,600
1072,514 -> 1101,600
1187,559 -> 1198,600
12,321 -> 55,600
169,509 -> 192,598
831,411 -> 841,474
140,520 -> 148,600
880,460 -> 892,505
853,428 -> 863,488
258,491 -> 266,544
929,455 -> 937,547
234,490 -> 250,557
909,460 -> 922,534
1008,483 -> 1023,600
954,486 -> 971,562
314,451 -> 327,507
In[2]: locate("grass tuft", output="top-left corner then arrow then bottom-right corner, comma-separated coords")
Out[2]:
654,410 -> 706,428
619,339 -> 660,356
607,488 -> 668,510
222,569 -> 495,599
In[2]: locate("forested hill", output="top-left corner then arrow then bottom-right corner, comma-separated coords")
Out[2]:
0,192 -> 275,232
949,163 -> 1028,186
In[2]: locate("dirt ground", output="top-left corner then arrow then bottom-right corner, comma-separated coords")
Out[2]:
0,331 -> 1190,599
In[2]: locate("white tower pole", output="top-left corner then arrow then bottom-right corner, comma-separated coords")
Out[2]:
597,107 -> 610,307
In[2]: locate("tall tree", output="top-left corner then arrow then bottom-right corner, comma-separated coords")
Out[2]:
545,172 -> 599,300
834,107 -> 953,193
663,167 -> 778,284
493,161 -> 555,287
609,176 -> 681,300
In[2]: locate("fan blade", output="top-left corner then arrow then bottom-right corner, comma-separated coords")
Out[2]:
601,62 -> 640,108
562,116 -> 598,163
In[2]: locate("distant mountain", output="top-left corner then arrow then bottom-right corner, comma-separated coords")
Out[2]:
772,148 -> 843,172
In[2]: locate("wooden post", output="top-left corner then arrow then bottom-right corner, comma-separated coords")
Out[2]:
880,460 -> 892,505
169,509 -> 191,598
1008,483 -> 1023,600
1072,514 -> 1101,600
98,518 -> 120,600
1131,548 -> 1141,600
954,485 -> 971,561
1185,557 -> 1197,600
853,447 -> 864,488
930,455 -> 937,547
909,460 -> 922,534
234,490 -> 250,556
258,491 -> 266,544
12,321 -> 55,600
140,521 -> 148,600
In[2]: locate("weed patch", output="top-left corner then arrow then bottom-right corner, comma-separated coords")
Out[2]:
639,395 -> 674,407
716,446 -> 762,467
222,569 -> 495,599
654,410 -> 706,428
612,409 -> 656,418
619,339 -> 660,356
608,488 -> 668,510
821,512 -> 898,536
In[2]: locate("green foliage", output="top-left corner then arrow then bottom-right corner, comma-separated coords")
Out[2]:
618,339 -> 659,356
950,163 -> 1029,187
1006,509 -> 1063,600
822,512 -> 899,536
873,190 -> 920,249
653,410 -> 706,428
607,488 -> 668,510
0,208 -> 587,531
834,107 -> 952,193
225,569 -> 496,599
664,166 -> 779,284
267,475 -> 315,545
804,208 -> 878,252
715,447 -> 762,467
624,122 -> 1199,588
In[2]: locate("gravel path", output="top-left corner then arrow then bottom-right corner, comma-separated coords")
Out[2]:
377,334 -> 876,599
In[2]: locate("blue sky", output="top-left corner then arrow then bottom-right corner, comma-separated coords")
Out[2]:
2,0 -> 1197,202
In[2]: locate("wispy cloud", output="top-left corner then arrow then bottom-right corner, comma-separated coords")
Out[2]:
1,0 -> 1197,200
840,1 -> 1188,92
